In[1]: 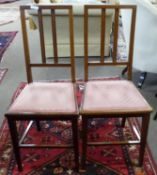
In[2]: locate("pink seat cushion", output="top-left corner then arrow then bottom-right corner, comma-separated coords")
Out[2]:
8,82 -> 77,114
82,80 -> 152,114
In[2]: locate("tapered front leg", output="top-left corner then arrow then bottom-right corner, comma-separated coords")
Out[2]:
72,117 -> 79,172
139,114 -> 150,166
153,112 -> 157,120
81,117 -> 88,170
35,120 -> 41,131
121,66 -> 128,75
7,118 -> 23,171
121,117 -> 126,127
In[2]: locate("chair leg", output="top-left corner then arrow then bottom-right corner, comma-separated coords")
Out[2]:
139,115 -> 150,166
7,119 -> 23,171
81,117 -> 88,170
121,66 -> 128,75
35,120 -> 41,131
154,95 -> 157,120
154,112 -> 157,120
121,117 -> 126,127
72,117 -> 79,172
137,72 -> 147,88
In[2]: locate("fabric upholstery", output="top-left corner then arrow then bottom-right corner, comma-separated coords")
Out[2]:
82,80 -> 152,113
8,82 -> 77,114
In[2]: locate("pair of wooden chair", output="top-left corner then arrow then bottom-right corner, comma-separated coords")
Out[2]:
5,4 -> 152,172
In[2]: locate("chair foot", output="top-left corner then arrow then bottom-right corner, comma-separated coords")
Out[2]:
35,120 -> 41,131
121,66 -> 128,75
72,118 -> 79,172
81,118 -> 88,170
120,117 -> 126,127
137,72 -> 147,88
154,112 -> 157,120
139,115 -> 150,166
17,164 -> 23,171
79,168 -> 87,173
6,119 -> 23,172
73,167 -> 79,172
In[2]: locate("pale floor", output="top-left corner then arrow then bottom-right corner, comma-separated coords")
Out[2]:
0,0 -> 157,166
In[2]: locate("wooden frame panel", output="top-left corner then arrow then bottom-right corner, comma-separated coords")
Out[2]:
20,5 -> 76,83
84,5 -> 137,81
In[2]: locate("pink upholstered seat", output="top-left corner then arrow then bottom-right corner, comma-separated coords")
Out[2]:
9,82 -> 78,114
81,80 -> 152,114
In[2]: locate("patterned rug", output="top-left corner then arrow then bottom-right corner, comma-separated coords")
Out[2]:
0,32 -> 17,62
0,81 -> 157,175
0,68 -> 8,84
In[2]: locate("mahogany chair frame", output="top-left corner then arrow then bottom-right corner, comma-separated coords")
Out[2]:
81,5 -> 152,170
5,5 -> 79,171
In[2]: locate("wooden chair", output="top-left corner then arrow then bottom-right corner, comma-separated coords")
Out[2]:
80,5 -> 152,170
5,5 -> 79,172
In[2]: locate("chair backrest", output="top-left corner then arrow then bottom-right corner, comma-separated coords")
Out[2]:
84,5 -> 136,81
20,5 -> 75,83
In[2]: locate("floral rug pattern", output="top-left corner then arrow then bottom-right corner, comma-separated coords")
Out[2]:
0,82 -> 157,175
